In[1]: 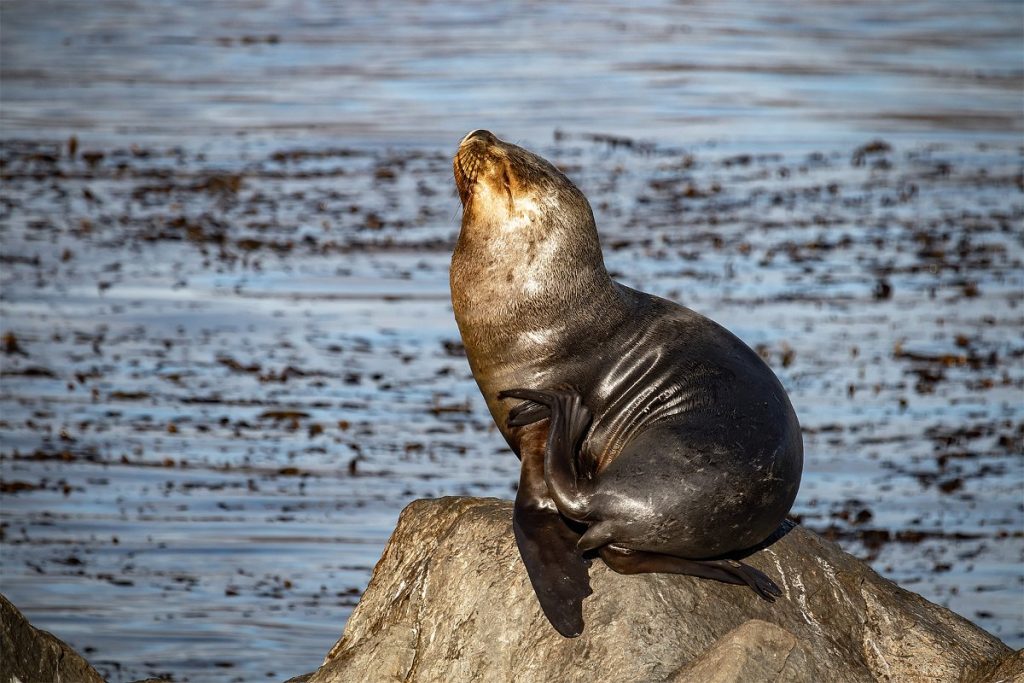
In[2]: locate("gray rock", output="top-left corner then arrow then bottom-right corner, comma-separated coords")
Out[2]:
307,497 -> 1012,683
1,593 -> 105,683
972,649 -> 1024,683
667,619 -> 809,682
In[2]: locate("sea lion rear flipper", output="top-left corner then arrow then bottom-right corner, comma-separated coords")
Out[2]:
598,546 -> 783,602
513,502 -> 591,638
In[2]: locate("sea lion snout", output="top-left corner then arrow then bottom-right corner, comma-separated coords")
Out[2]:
454,131 -> 514,213
459,129 -> 498,147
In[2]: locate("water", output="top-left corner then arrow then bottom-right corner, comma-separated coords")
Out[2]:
2,1 -> 1021,148
1,2 -> 1022,681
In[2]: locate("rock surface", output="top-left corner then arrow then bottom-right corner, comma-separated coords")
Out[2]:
307,497 -> 1016,683
0,593 -> 105,683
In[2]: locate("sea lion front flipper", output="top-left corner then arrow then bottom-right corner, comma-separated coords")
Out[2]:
501,387 -> 594,521
506,416 -> 591,637
513,502 -> 591,638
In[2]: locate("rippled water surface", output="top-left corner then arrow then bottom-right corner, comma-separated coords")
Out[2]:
3,0 -> 1022,147
1,2 -> 1022,681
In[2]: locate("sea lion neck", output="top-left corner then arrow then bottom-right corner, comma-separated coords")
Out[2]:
450,208 -> 621,336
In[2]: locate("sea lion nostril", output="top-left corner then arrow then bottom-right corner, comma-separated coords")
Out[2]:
460,129 -> 497,146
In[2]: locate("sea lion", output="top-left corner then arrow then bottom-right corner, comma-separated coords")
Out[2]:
450,129 -> 803,637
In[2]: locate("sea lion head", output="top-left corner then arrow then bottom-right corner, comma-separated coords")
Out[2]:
453,130 -> 592,234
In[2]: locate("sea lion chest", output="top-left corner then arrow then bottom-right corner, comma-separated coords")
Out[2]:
450,228 -> 619,450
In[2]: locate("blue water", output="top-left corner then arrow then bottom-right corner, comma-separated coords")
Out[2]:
2,0 -> 1021,149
